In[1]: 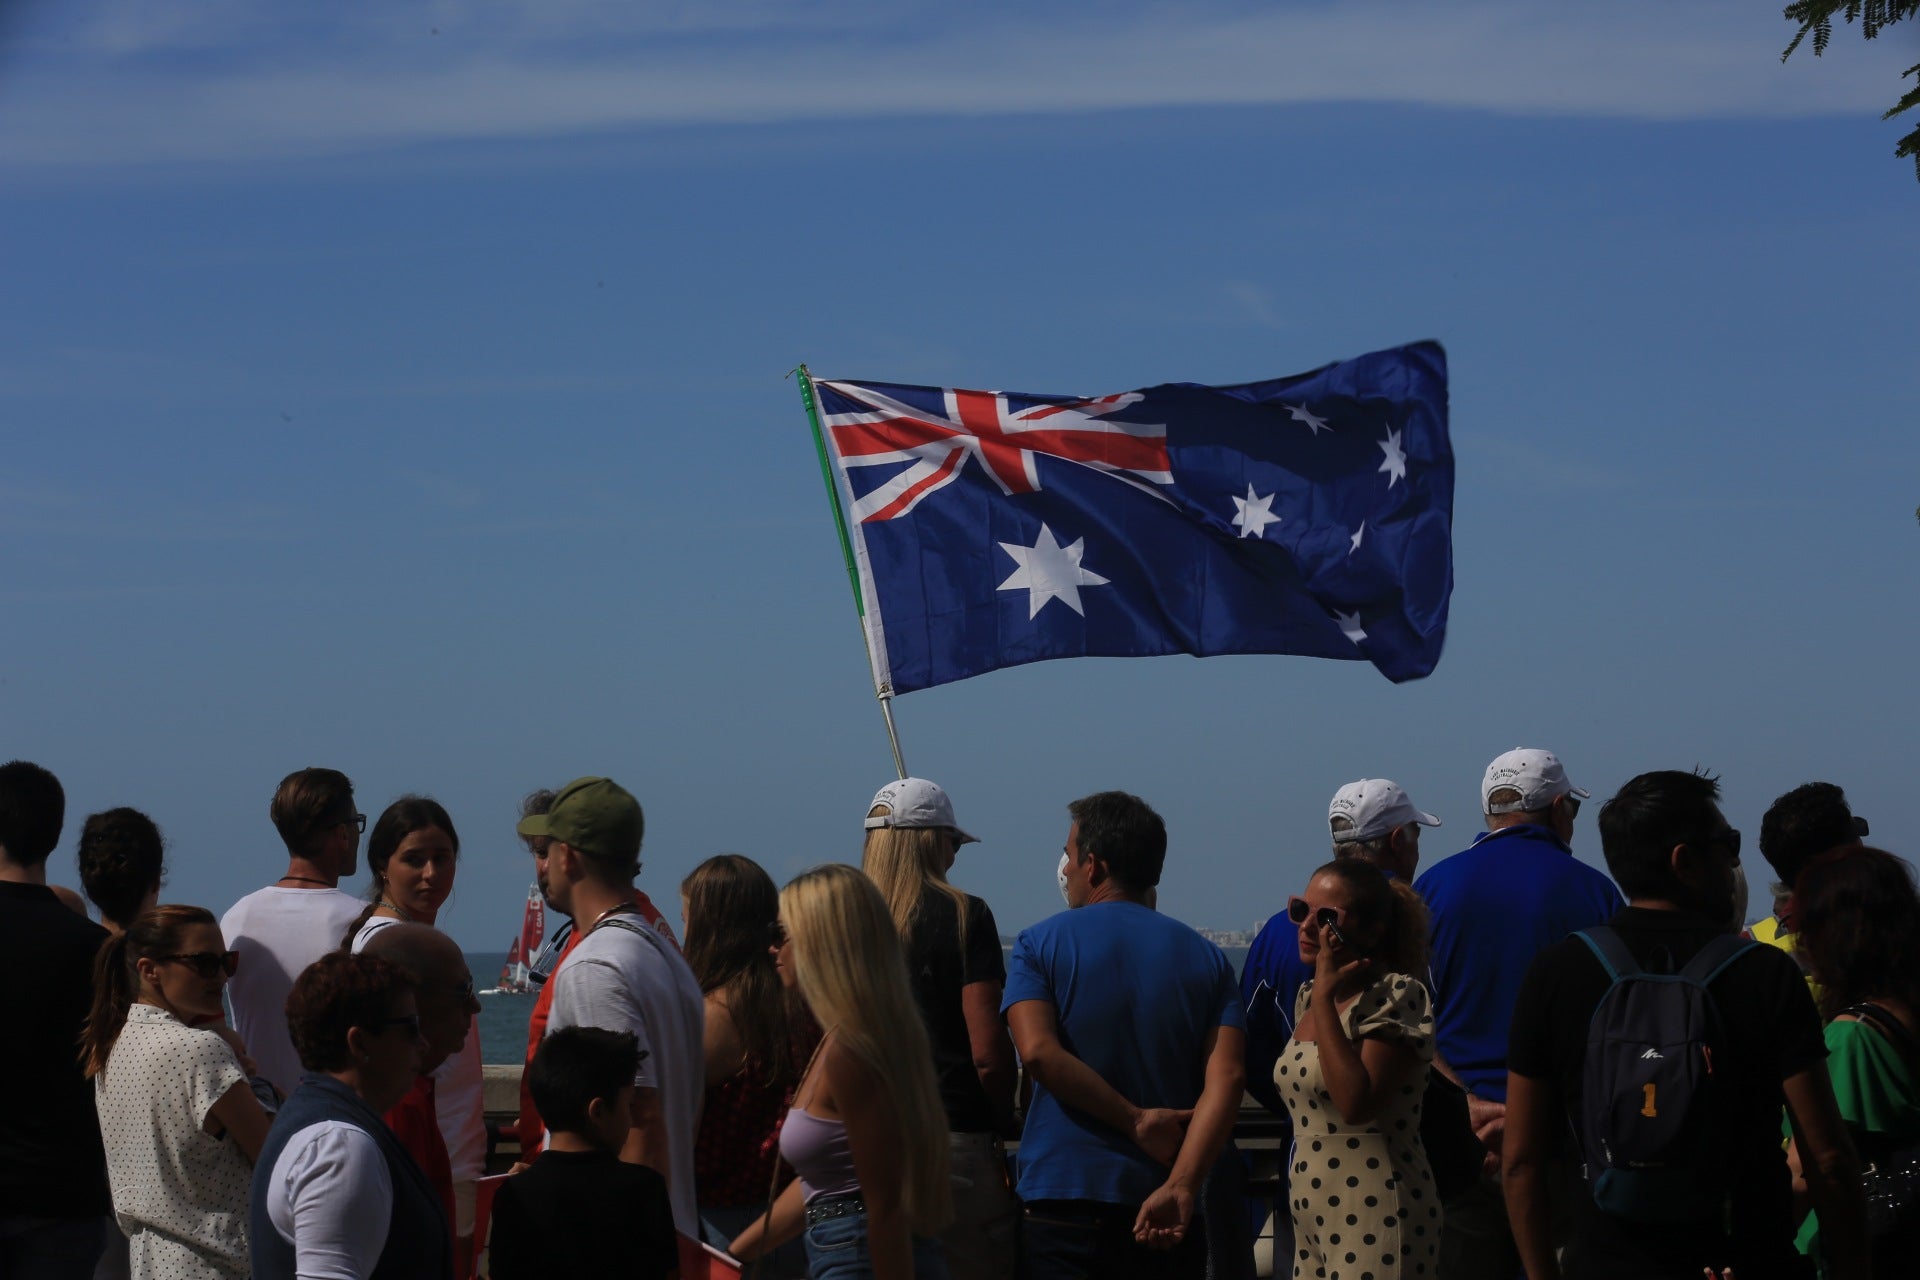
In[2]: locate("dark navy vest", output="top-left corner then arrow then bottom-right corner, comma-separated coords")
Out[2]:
249,1073 -> 453,1280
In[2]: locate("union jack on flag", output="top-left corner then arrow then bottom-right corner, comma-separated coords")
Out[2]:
809,341 -> 1453,695
824,385 -> 1173,522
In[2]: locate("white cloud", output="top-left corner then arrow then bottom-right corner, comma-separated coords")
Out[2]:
0,1 -> 1907,170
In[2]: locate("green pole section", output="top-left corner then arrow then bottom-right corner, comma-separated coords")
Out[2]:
795,364 -> 907,777
796,365 -> 865,617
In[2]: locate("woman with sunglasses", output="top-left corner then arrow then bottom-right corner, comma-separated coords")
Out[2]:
859,778 -> 1017,1280
81,904 -> 269,1279
730,864 -> 953,1279
1277,860 -> 1440,1280
251,950 -> 450,1280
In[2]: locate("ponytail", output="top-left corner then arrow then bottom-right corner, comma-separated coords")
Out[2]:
339,902 -> 379,952
80,931 -> 137,1078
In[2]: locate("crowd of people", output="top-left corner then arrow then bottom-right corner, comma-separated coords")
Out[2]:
0,751 -> 1915,1280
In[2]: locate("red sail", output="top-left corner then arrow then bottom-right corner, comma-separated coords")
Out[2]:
519,883 -> 545,956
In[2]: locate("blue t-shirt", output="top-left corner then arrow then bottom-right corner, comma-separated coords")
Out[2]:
1240,909 -> 1312,1116
1413,825 -> 1623,1102
1002,901 -> 1244,1207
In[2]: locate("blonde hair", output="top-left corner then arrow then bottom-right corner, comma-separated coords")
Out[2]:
862,808 -> 971,954
781,864 -> 952,1236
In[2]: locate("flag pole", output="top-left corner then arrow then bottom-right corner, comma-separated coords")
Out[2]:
793,364 -> 908,780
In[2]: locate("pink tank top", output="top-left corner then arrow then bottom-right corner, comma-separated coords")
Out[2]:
777,1106 -> 860,1202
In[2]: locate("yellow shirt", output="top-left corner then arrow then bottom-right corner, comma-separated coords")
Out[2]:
1748,915 -> 1822,1005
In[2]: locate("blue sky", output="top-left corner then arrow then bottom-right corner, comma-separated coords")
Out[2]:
3,1 -> 1916,950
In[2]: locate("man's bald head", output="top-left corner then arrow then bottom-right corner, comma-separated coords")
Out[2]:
363,924 -> 475,1073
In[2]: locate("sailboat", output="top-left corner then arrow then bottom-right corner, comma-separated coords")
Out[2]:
482,882 -> 546,995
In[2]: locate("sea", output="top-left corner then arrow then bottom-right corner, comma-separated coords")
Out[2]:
466,944 -> 1255,1065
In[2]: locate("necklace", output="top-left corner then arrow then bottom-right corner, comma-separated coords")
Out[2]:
376,898 -> 416,923
278,875 -> 332,887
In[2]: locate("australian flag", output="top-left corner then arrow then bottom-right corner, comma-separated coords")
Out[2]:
811,340 -> 1451,694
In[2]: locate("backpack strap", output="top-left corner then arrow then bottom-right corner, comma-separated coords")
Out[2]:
1677,934 -> 1759,986
1575,926 -> 1640,982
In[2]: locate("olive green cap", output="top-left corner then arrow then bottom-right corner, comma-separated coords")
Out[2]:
516,776 -> 644,863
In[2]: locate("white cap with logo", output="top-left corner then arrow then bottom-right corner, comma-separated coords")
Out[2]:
863,777 -> 979,844
1481,749 -> 1590,815
1328,779 -> 1442,844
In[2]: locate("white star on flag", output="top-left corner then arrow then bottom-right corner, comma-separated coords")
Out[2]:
1231,485 -> 1282,539
998,524 -> 1110,619
1349,522 -> 1366,555
1377,427 -> 1407,487
1334,610 -> 1367,645
1286,404 -> 1330,435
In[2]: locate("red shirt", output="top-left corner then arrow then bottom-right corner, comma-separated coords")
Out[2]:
385,1074 -> 455,1251
516,889 -> 680,1150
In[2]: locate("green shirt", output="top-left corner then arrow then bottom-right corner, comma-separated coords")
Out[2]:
1795,1014 -> 1920,1260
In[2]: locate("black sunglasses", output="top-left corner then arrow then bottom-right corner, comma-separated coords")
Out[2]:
767,920 -> 789,947
161,951 -> 240,980
1697,827 -> 1742,862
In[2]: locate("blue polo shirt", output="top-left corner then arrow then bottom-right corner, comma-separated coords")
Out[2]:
1003,901 -> 1243,1207
1413,825 -> 1622,1103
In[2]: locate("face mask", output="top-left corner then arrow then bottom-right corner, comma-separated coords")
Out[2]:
1057,852 -> 1071,904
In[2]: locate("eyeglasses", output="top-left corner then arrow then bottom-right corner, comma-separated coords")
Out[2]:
767,920 -> 789,947
453,978 -> 475,1003
1708,827 -> 1742,863
366,1012 -> 423,1039
1286,896 -> 1349,935
336,813 -> 367,834
160,951 -> 240,980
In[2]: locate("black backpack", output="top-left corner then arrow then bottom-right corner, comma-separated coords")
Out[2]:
1573,926 -> 1758,1223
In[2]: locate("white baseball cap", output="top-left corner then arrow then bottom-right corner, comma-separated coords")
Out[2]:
863,777 -> 979,844
1328,779 -> 1441,844
1482,749 -> 1589,815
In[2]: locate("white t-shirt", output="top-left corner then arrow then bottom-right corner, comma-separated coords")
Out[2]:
95,1004 -> 252,1279
546,911 -> 706,1236
349,916 -> 486,1187
222,886 -> 367,1099
264,1121 -> 392,1280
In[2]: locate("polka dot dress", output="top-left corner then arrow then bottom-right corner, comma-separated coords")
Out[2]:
95,1004 -> 253,1278
1278,973 -> 1441,1280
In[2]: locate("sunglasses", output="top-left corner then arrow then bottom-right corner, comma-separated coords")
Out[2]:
161,951 -> 239,980
767,920 -> 789,947
1698,827 -> 1742,863
1286,897 -> 1350,938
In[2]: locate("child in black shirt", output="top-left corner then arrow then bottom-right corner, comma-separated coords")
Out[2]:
489,1027 -> 679,1280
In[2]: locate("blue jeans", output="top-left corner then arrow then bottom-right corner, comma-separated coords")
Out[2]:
803,1208 -> 949,1280
0,1214 -> 107,1280
1019,1200 -> 1206,1280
